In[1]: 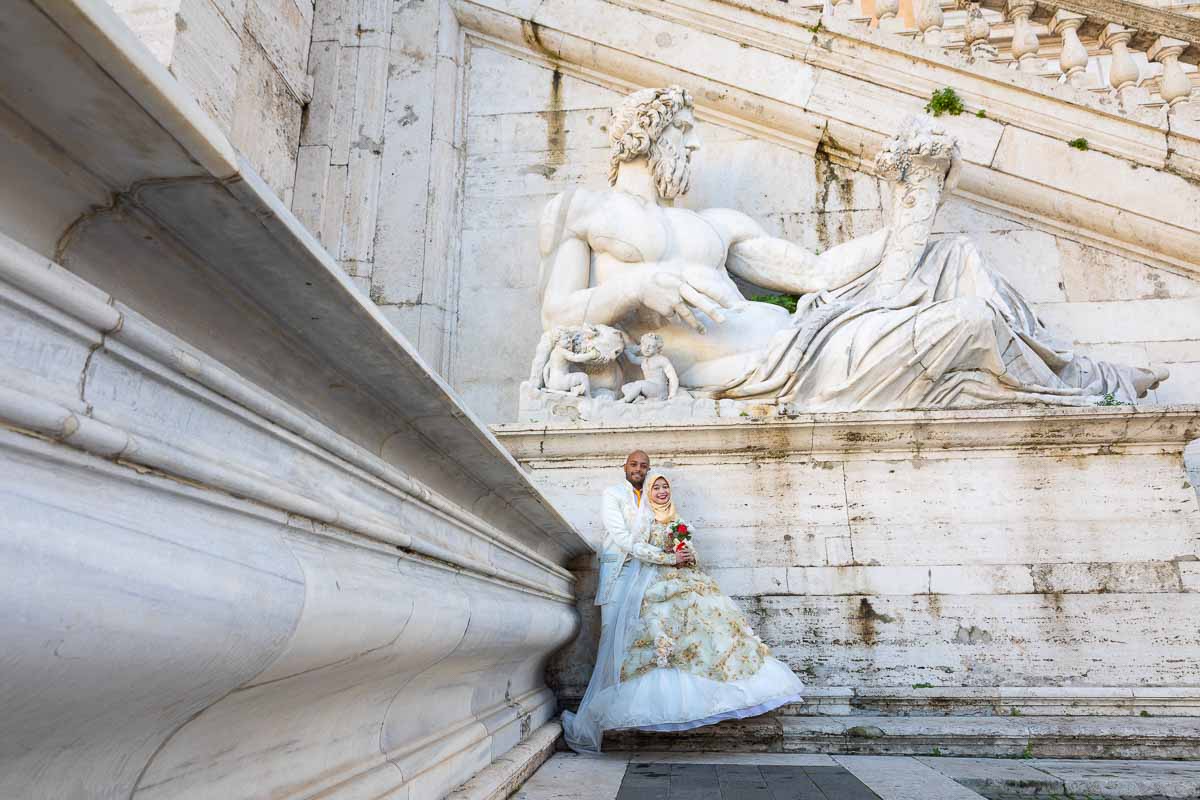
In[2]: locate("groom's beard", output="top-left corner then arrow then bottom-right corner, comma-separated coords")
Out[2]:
650,137 -> 691,200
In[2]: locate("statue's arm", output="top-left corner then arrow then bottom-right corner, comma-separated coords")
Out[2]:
561,348 -> 598,364
663,357 -> 679,399
703,208 -> 888,294
538,191 -> 640,329
527,329 -> 556,386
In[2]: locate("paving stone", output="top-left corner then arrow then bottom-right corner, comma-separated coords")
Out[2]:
670,763 -> 722,799
802,765 -> 883,800
834,756 -> 987,800
716,763 -> 774,799
1031,758 -> 1200,798
758,765 -> 828,800
512,752 -> 630,800
633,752 -> 837,766
916,757 -> 1064,796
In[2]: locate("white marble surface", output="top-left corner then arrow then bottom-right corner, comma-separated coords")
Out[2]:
833,756 -> 989,800
495,410 -> 1200,707
445,0 -> 1200,423
0,3 -> 587,799
107,0 -> 311,200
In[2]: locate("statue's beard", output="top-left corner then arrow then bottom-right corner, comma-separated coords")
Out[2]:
650,137 -> 691,200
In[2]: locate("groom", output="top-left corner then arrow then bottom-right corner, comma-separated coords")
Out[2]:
598,451 -> 693,629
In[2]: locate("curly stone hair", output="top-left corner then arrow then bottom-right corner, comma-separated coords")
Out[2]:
607,85 -> 694,186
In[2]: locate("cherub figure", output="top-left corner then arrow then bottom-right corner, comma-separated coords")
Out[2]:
620,333 -> 679,403
528,324 -> 626,398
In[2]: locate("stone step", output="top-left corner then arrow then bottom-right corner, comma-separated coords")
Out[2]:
602,715 -> 1200,760
920,756 -> 1200,800
783,716 -> 1200,760
792,686 -> 1200,717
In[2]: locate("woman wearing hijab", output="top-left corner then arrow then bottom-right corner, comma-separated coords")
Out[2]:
563,470 -> 804,753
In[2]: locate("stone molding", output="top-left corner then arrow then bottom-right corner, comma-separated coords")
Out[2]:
452,0 -> 1200,275
0,231 -> 576,600
1,424 -> 573,797
561,684 -> 1200,715
3,0 -> 584,560
495,405 -> 1200,464
1,6 -> 590,794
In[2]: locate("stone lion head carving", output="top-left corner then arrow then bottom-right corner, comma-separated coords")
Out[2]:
608,85 -> 696,200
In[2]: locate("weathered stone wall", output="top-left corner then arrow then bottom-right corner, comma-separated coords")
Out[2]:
291,0 -> 466,370
0,4 -> 587,795
108,0 -> 314,202
495,411 -> 1200,711
454,44 -> 1200,424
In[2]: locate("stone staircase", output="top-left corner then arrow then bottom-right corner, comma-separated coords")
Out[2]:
595,690 -> 1200,759
581,686 -> 1200,759
599,712 -> 1200,761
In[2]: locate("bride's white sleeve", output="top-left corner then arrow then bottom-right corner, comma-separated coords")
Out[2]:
609,519 -> 675,565
630,540 -> 675,565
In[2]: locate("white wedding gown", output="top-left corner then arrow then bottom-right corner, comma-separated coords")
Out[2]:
563,519 -> 804,753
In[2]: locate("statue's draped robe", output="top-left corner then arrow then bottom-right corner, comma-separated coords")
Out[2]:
719,236 -> 1163,408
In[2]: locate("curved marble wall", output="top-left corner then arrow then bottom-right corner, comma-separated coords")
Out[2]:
0,231 -> 579,799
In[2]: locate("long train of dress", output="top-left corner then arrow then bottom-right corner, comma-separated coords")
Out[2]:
563,524 -> 803,753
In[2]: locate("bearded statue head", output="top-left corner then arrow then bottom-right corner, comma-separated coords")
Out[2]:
607,85 -> 697,200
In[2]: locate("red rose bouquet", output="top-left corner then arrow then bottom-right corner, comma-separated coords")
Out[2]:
667,520 -> 692,553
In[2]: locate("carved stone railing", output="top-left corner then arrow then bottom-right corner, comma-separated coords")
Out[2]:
813,0 -> 1200,112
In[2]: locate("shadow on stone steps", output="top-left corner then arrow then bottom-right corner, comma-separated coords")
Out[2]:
597,712 -> 1200,761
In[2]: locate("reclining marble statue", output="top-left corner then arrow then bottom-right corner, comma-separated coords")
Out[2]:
526,85 -> 1167,415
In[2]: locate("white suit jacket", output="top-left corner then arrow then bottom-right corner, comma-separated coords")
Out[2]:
595,482 -> 641,607
596,482 -> 680,606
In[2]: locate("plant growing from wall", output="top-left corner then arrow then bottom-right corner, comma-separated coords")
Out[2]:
750,293 -> 800,314
1096,392 -> 1129,406
925,88 -> 964,117
1068,137 -> 1089,151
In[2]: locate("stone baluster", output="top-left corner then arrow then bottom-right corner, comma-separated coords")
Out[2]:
962,2 -> 997,58
831,0 -> 856,21
1006,0 -> 1046,73
1100,23 -> 1145,107
1147,36 -> 1195,107
1050,10 -> 1091,88
915,0 -> 945,45
876,0 -> 904,33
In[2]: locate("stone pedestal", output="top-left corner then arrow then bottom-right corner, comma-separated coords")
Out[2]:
495,407 -> 1200,755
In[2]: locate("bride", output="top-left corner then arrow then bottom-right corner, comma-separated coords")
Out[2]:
563,471 -> 804,753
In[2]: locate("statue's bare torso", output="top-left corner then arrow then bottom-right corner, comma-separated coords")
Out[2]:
543,188 -> 792,389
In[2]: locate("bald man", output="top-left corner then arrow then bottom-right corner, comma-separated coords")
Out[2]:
596,451 -> 650,629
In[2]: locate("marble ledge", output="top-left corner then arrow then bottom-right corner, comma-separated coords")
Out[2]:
2,0 -> 586,560
493,404 -> 1200,462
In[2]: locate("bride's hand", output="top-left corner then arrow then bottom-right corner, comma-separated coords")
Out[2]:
674,549 -> 696,567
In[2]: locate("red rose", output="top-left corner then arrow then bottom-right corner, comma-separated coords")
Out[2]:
676,524 -> 688,534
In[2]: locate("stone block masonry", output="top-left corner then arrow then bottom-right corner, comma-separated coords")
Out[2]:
107,0 -> 315,202
0,4 -> 588,795
295,0 -> 467,372
451,34 -> 1200,424
495,408 -> 1200,720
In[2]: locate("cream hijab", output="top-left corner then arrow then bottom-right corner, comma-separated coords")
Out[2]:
642,470 -> 679,525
